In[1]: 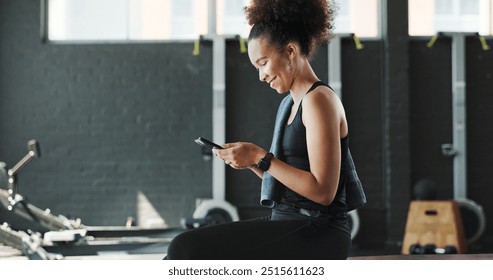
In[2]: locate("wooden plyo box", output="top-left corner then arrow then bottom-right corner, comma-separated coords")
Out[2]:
401,201 -> 467,254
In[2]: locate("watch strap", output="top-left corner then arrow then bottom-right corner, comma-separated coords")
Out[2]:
257,152 -> 274,172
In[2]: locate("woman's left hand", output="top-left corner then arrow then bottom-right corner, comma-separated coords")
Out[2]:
213,142 -> 266,169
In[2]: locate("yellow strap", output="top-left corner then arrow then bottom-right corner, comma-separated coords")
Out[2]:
238,36 -> 247,53
352,34 -> 364,50
192,40 -> 200,56
479,36 -> 491,51
426,35 -> 439,48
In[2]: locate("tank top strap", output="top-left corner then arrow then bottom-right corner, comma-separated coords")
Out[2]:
305,81 -> 333,95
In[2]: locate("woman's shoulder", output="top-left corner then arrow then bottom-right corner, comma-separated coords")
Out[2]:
303,84 -> 340,110
301,83 -> 347,131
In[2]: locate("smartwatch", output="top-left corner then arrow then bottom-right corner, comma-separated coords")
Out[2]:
257,152 -> 274,172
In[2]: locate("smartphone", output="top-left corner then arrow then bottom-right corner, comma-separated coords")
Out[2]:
194,137 -> 223,150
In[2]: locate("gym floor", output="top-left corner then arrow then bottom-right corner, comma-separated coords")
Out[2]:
0,240 -> 393,260
0,242 -> 479,260
2,245 -> 493,260
2,231 -> 492,260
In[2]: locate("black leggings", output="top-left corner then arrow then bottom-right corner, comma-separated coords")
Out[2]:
165,217 -> 351,260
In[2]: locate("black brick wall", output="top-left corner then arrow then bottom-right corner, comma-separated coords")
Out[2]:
0,0 -> 213,227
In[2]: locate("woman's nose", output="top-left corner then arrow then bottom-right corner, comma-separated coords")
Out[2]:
258,69 -> 267,82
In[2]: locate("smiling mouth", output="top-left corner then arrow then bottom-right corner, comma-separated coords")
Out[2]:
268,77 -> 277,86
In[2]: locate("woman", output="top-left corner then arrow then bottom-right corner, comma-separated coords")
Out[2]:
165,0 -> 365,260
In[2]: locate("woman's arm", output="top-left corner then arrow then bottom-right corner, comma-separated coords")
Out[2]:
248,165 -> 264,179
214,88 -> 346,206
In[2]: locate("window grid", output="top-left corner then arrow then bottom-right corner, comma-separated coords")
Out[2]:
45,0 -> 492,42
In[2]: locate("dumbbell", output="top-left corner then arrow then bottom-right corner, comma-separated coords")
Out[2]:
409,243 -> 458,254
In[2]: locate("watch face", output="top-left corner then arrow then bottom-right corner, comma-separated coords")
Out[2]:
259,160 -> 268,171
258,153 -> 273,171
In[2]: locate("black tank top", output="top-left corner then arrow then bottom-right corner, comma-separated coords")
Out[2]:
281,81 -> 349,216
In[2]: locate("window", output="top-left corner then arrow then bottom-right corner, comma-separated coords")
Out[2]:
45,0 -> 380,42
409,0 -> 493,36
47,0 -> 209,41
220,0 -> 381,38
217,0 -> 251,36
333,0 -> 380,38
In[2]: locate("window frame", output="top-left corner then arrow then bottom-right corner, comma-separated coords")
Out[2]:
40,0 -> 383,44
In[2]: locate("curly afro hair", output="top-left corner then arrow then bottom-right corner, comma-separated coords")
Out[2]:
244,0 -> 336,59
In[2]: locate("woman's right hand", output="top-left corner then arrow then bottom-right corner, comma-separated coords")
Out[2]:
213,142 -> 267,170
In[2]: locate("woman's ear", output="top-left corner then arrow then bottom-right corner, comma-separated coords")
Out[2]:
285,42 -> 298,59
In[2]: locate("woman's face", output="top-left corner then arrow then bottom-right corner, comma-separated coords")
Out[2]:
248,36 -> 293,94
